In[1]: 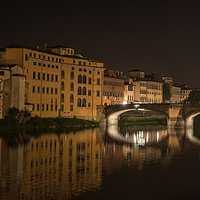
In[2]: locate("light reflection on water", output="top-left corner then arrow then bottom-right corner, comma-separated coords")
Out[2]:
1,125 -> 200,199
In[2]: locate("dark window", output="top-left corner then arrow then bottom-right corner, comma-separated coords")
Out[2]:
61,105 -> 64,111
55,75 -> 58,82
32,86 -> 35,93
25,54 -> 28,61
42,87 -> 45,94
97,78 -> 100,85
82,98 -> 86,107
43,73 -> 45,80
46,87 -> 49,94
47,74 -> 50,81
88,102 -> 91,107
38,72 -> 40,80
55,88 -> 58,94
51,88 -> 53,94
61,82 -> 64,91
37,104 -> 39,111
97,90 -> 100,97
77,98 -> 81,107
33,71 -> 36,79
83,75 -> 87,84
51,74 -> 54,81
46,104 -> 49,111
83,87 -> 86,95
78,86 -> 82,95
33,62 -> 37,66
88,78 -> 92,84
78,75 -> 82,83
37,86 -> 40,93
51,104 -> 53,111
88,90 -> 91,96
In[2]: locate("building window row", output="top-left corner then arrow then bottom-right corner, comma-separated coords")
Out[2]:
33,61 -> 59,69
26,53 -> 64,63
32,103 -> 58,112
33,71 -> 58,82
103,90 -> 123,97
32,86 -> 58,95
77,98 -> 90,107
104,80 -> 123,86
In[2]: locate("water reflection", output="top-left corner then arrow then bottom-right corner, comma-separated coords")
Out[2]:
1,124 -> 200,199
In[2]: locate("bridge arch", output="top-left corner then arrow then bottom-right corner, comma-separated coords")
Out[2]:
185,110 -> 200,128
107,107 -> 168,125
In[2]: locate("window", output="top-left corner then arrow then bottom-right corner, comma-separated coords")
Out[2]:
0,71 -> 4,76
61,105 -> 64,111
42,104 -> 44,111
51,104 -> 53,111
37,104 -> 39,111
70,71 -> 74,80
43,73 -> 45,80
38,72 -> 40,80
32,86 -> 35,93
51,74 -> 54,81
55,75 -> 58,82
42,87 -> 45,94
55,88 -> 58,94
78,75 -> 82,83
70,105 -> 73,111
70,94 -> 74,103
70,82 -> 74,91
88,78 -> 91,84
37,86 -> 40,93
88,102 -> 91,107
89,70 -> 91,74
88,90 -> 91,96
25,54 -> 28,61
46,104 -> 49,111
32,104 -> 35,111
61,70 -> 65,79
78,86 -> 82,95
97,78 -> 100,85
33,62 -> 37,66
77,98 -> 81,107
46,87 -> 49,94
82,98 -> 86,107
33,71 -> 36,79
43,63 -> 46,67
61,82 -> 64,91
83,87 -> 86,95
83,75 -> 87,84
51,88 -> 54,94
47,74 -> 50,81
61,94 -> 64,103
55,104 -> 57,111
97,90 -> 100,97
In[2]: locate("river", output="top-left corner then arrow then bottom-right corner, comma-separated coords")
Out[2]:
1,123 -> 200,200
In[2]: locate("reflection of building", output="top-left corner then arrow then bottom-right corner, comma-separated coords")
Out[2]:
0,44 -> 104,120
0,139 -> 25,200
20,129 -> 102,199
103,69 -> 124,105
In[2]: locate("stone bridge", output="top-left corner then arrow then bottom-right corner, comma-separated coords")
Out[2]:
96,103 -> 200,128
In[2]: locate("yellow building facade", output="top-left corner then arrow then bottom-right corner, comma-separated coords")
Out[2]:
1,44 -> 104,120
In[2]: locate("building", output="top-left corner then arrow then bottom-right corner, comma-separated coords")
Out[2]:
0,44 -> 104,120
170,85 -> 181,103
123,84 -> 134,104
129,70 -> 163,103
103,69 -> 124,105
177,84 -> 192,102
0,64 -> 29,118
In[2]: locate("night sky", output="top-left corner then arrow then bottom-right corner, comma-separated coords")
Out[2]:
1,0 -> 200,87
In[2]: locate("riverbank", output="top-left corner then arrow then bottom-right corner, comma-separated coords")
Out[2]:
0,116 -> 99,134
119,115 -> 167,125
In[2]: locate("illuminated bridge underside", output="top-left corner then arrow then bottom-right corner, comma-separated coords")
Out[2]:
97,103 -> 200,128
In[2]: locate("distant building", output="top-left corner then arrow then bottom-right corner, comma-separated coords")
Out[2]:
124,84 -> 134,104
103,69 -> 124,105
176,84 -> 192,102
129,70 -> 163,103
170,85 -> 181,103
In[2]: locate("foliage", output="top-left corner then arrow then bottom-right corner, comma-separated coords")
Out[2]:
187,90 -> 200,104
163,83 -> 171,102
119,115 -> 167,124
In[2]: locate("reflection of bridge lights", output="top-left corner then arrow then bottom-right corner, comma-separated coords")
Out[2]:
146,133 -> 149,143
157,131 -> 159,142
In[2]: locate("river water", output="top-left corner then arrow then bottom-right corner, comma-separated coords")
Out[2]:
1,124 -> 200,200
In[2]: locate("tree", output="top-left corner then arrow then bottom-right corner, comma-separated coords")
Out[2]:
163,83 -> 171,102
187,90 -> 200,103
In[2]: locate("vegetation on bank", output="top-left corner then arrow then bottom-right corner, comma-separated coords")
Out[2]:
0,108 -> 98,133
119,115 -> 167,125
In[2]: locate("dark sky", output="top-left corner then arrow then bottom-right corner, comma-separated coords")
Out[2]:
1,0 -> 200,87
